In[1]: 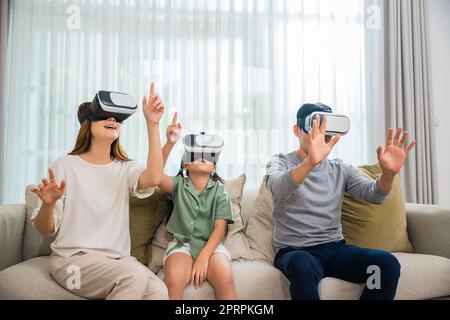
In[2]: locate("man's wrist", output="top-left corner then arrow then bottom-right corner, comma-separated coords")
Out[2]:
380,169 -> 396,181
377,170 -> 395,193
302,157 -> 316,171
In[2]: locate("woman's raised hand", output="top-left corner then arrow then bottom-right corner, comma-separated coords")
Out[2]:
31,169 -> 66,205
142,82 -> 165,125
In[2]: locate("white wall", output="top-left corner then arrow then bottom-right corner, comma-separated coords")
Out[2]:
428,0 -> 450,206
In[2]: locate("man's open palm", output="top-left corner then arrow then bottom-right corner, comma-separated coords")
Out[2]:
307,115 -> 341,166
377,128 -> 416,175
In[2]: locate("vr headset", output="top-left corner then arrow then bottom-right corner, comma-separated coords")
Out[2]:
182,133 -> 224,164
303,112 -> 350,136
79,91 -> 137,124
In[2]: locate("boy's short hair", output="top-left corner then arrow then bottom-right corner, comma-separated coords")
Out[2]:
296,103 -> 333,130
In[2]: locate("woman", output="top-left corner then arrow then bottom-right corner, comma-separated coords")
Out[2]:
31,83 -> 168,300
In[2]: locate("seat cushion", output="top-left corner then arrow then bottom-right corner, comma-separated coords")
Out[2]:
318,252 -> 450,300
1,253 -> 449,300
0,256 -> 84,300
394,252 -> 450,299
157,261 -> 290,300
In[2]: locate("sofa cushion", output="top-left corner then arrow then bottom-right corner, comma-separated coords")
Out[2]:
240,188 -> 259,230
157,261 -> 290,300
222,174 -> 254,261
0,204 -> 26,271
341,164 -> 413,253
319,277 -> 364,300
23,186 -> 55,261
393,252 -> 450,299
244,179 -> 275,263
148,216 -> 173,273
149,174 -> 252,273
318,252 -> 450,300
0,256 -> 84,300
129,188 -> 172,265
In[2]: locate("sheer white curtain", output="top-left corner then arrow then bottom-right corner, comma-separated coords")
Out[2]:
1,0 -> 382,203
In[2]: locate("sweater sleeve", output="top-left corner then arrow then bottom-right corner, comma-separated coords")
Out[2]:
265,154 -> 300,201
343,162 -> 390,204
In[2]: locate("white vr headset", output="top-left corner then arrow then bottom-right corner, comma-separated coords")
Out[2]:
182,133 -> 224,164
79,90 -> 138,124
303,112 -> 350,136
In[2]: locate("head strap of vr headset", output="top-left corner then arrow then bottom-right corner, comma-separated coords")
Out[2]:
298,103 -> 332,133
78,106 -> 93,124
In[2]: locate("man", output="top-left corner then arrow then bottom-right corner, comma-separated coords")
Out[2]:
266,103 -> 416,300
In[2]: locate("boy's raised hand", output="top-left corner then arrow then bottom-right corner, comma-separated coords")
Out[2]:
306,115 -> 341,167
143,82 -> 165,124
166,111 -> 182,144
31,169 -> 65,205
377,128 -> 416,176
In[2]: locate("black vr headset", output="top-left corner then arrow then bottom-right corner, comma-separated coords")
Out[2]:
297,103 -> 350,136
182,132 -> 224,164
79,91 -> 138,124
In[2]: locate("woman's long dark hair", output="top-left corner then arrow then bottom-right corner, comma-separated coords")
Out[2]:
177,162 -> 225,184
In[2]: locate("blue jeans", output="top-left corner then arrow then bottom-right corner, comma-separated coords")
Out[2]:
274,240 -> 401,300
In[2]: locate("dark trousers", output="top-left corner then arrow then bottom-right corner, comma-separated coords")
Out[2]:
274,240 -> 401,300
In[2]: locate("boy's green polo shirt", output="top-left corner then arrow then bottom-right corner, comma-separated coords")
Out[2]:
166,175 -> 234,260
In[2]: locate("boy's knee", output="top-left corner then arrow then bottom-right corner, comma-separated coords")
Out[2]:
371,251 -> 401,278
286,252 -> 322,280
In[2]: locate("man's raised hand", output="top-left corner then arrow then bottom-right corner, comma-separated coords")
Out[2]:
306,115 -> 341,167
377,128 -> 416,176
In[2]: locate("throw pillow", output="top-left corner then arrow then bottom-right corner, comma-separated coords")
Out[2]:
341,164 -> 413,252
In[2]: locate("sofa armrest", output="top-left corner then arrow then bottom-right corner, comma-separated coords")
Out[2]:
405,203 -> 450,259
0,204 -> 26,271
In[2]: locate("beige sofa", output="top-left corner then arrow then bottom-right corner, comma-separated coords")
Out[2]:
1,187 -> 450,300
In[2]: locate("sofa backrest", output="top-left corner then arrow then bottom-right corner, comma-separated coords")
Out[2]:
22,185 -> 54,261
22,185 -> 261,260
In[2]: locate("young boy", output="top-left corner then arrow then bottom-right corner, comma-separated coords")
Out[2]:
266,103 -> 416,300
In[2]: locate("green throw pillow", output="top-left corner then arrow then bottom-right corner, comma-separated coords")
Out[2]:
341,164 -> 413,253
129,188 -> 173,265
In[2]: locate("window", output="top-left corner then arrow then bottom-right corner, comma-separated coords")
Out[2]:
2,0 -> 382,203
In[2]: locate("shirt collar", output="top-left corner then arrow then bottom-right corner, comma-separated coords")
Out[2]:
183,176 -> 217,198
